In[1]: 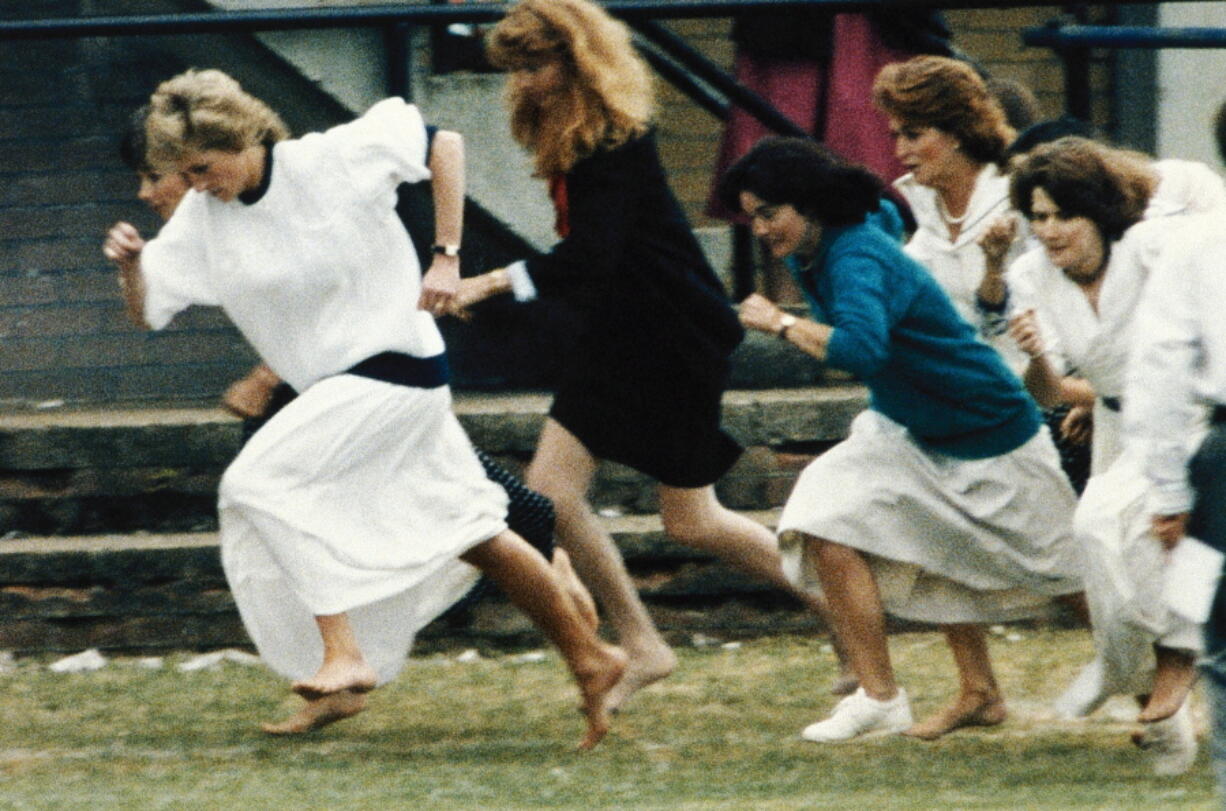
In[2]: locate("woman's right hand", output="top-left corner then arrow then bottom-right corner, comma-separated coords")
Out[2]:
1008,308 -> 1046,358
977,215 -> 1018,269
738,293 -> 785,335
103,221 -> 144,271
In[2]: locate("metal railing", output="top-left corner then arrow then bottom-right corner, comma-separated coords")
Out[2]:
1025,20 -> 1226,121
5,0 -> 1221,294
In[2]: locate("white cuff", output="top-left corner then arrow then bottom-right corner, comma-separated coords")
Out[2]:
1148,483 -> 1195,518
506,261 -> 537,302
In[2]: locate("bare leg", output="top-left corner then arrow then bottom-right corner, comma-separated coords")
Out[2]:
292,613 -> 378,700
526,419 -> 675,712
262,690 -> 367,735
904,624 -> 1006,740
462,531 -> 627,750
808,535 -> 898,701
553,547 -> 599,633
1139,645 -> 1198,723
657,485 -> 856,693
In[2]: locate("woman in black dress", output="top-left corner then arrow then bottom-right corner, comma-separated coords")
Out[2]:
455,0 -> 852,711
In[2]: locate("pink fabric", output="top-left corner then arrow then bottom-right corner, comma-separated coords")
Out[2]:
707,13 -> 914,220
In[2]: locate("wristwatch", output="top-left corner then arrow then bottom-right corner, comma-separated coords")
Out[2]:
777,313 -> 797,340
432,243 -> 460,257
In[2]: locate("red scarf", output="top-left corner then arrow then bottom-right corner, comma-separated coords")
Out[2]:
548,173 -> 570,237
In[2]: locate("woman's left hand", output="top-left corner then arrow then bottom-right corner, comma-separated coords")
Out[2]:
419,258 -> 460,316
739,293 -> 785,335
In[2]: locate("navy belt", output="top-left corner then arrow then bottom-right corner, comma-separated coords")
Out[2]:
1213,405 -> 1226,425
345,351 -> 450,389
1100,396 -> 1122,413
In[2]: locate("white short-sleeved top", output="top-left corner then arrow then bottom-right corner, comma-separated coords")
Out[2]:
141,97 -> 442,393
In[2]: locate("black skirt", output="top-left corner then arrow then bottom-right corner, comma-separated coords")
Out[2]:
550,371 -> 742,489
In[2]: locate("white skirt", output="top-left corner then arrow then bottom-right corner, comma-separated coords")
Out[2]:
1075,446 -> 1202,696
217,375 -> 508,684
778,410 -> 1083,624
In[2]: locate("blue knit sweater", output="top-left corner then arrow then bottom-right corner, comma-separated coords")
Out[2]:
787,219 -> 1040,459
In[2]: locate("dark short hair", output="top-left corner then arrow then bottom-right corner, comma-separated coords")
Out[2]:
118,105 -> 151,172
986,77 -> 1042,132
1007,116 -> 1098,159
717,137 -> 883,226
1009,136 -> 1155,243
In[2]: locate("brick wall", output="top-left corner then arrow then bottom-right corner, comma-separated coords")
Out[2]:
0,19 -> 260,407
653,6 -> 1117,229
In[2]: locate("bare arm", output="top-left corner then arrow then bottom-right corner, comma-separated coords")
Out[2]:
1009,308 -> 1095,408
739,293 -> 832,361
103,221 -> 150,329
419,129 -> 464,316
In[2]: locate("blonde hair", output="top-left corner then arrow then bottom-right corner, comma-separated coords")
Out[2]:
145,69 -> 289,169
873,56 -> 1015,168
486,0 -> 654,175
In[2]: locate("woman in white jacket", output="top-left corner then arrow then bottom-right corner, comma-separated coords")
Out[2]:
1005,137 -> 1204,775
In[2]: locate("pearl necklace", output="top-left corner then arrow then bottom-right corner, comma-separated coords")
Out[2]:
936,193 -> 969,226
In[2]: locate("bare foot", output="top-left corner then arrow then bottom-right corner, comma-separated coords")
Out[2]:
903,691 -> 1007,741
553,549 -> 599,633
291,658 -> 378,701
575,643 -> 629,751
262,689 -> 367,735
602,641 -> 678,714
1138,651 -> 1197,723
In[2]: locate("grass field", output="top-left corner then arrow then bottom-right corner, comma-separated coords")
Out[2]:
0,630 -> 1217,809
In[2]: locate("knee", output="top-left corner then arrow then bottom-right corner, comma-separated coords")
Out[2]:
524,469 -> 586,518
659,501 -> 719,546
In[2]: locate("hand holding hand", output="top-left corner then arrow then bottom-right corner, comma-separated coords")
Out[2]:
1151,512 -> 1189,551
738,293 -> 785,335
1008,308 -> 1046,358
418,257 -> 460,317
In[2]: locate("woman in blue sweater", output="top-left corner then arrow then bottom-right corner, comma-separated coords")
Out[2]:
719,137 -> 1083,743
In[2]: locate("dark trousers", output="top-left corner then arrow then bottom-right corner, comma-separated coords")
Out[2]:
1188,423 -> 1226,797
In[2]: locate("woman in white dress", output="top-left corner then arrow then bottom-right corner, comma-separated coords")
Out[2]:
1005,137 -> 1202,773
102,69 -> 624,750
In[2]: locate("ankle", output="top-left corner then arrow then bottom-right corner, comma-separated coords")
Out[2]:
863,685 -> 899,702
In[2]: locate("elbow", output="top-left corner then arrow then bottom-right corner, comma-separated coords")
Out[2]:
837,346 -> 888,378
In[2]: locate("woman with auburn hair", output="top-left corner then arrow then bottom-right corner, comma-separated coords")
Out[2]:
103,68 -> 625,750
1004,137 -> 1203,774
872,55 -> 1027,373
454,0 -> 855,711
718,136 -> 1082,743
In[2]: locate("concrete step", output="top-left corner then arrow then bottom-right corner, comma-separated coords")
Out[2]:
0,510 -> 830,654
0,385 -> 867,536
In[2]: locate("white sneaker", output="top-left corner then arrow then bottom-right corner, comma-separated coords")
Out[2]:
1135,702 -> 1198,777
801,687 -> 913,743
1052,657 -> 1108,719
